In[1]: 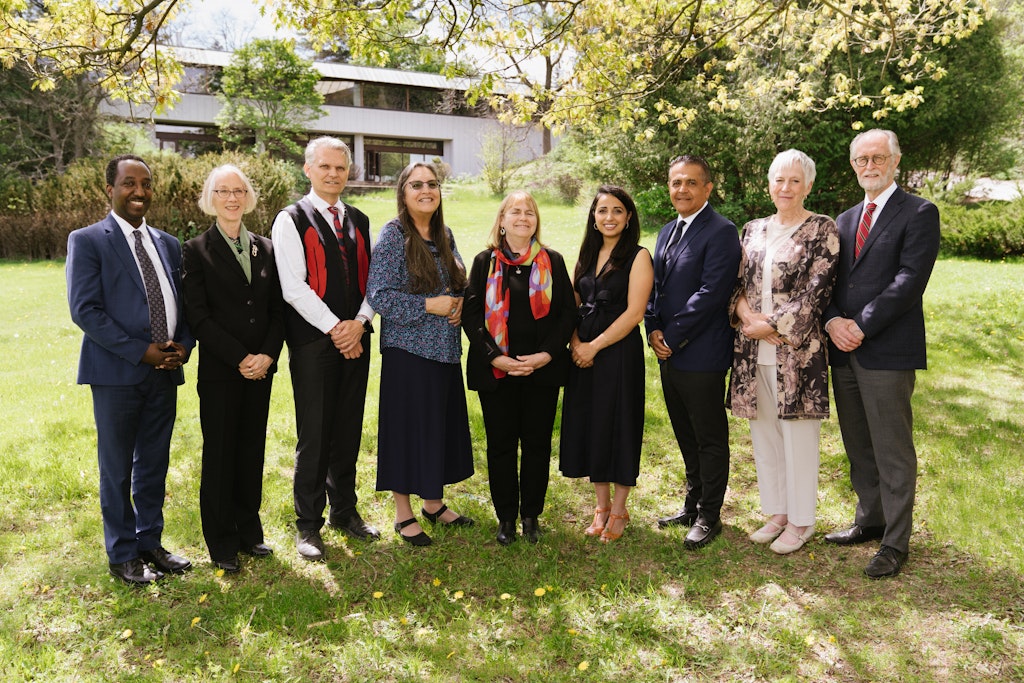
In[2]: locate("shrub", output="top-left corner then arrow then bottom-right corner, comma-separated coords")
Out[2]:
0,152 -> 303,259
936,198 -> 1024,259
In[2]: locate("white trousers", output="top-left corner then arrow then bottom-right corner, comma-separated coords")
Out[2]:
749,364 -> 821,526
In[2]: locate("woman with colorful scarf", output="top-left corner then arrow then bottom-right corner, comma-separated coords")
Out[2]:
464,191 -> 577,546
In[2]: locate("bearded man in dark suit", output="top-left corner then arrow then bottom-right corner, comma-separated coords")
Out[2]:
823,128 -> 941,579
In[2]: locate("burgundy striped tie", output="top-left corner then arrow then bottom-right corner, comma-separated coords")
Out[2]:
855,202 -> 876,258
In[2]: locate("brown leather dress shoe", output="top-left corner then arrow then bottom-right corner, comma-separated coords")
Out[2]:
109,558 -> 164,585
140,547 -> 192,574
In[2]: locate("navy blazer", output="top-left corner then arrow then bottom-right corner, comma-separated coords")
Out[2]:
645,205 -> 741,372
66,214 -> 194,386
182,225 -> 285,382
825,186 -> 940,370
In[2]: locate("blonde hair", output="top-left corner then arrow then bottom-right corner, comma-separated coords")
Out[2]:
197,164 -> 258,216
485,190 -> 542,250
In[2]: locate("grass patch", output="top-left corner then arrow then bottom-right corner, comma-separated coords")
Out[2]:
0,188 -> 1022,681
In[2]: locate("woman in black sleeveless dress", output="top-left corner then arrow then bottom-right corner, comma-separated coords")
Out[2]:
559,185 -> 653,543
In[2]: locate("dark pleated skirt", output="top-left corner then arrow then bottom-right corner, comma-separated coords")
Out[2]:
375,347 -> 474,498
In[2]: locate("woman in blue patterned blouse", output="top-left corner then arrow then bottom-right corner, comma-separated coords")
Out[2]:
367,162 -> 475,546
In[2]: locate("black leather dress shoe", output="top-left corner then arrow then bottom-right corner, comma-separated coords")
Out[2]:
824,524 -> 885,545
109,558 -> 164,585
213,557 -> 240,574
521,517 -> 540,544
296,529 -> 325,561
864,545 -> 908,579
658,509 -> 699,528
422,504 -> 475,527
242,543 -> 273,557
329,513 -> 381,541
684,518 -> 722,550
395,518 -> 432,546
140,547 -> 192,574
496,520 -> 517,546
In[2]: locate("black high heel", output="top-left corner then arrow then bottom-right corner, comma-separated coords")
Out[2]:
421,504 -> 474,527
394,518 -> 432,546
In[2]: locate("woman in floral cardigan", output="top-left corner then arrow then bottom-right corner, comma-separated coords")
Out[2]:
728,149 -> 840,555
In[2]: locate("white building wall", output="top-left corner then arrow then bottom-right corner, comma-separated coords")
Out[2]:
101,94 -> 543,178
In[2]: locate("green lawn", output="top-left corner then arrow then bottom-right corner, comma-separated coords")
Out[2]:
0,184 -> 1022,681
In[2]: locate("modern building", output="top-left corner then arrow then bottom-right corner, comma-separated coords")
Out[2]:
101,46 -> 544,181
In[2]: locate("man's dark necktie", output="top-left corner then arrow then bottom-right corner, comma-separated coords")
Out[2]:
132,229 -> 168,343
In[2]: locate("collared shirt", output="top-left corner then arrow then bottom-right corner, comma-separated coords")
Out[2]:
271,192 -> 375,333
111,211 -> 178,339
675,201 -> 709,242
217,223 -> 252,284
860,182 -> 898,227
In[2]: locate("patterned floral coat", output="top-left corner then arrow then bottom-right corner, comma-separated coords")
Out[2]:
727,213 -> 840,420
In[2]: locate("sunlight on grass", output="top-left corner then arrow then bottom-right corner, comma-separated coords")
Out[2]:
1,192 -> 1023,680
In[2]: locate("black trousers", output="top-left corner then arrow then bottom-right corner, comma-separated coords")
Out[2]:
660,365 -> 731,523
198,376 -> 273,561
478,379 -> 560,522
289,334 -> 370,531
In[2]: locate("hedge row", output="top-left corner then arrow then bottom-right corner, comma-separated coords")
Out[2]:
936,197 -> 1024,259
0,152 -> 303,259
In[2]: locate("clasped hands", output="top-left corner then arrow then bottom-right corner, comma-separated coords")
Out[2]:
238,353 -> 273,380
426,295 -> 463,326
825,317 -> 864,352
570,333 -> 597,368
329,319 -> 365,359
144,341 -> 188,371
492,352 -> 552,376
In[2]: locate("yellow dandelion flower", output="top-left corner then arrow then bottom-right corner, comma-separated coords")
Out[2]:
453,590 -> 464,600
828,635 -> 837,644
120,629 -> 133,640
144,654 -> 151,661
198,593 -> 208,604
41,585 -> 50,593
190,616 -> 201,628
534,587 -> 546,597
215,568 -> 225,578
373,591 -> 384,599
432,578 -> 441,587
354,551 -> 362,556
567,628 -> 578,636
600,584 -> 607,592
545,584 -> 553,591
500,593 -> 512,601
808,552 -> 815,561
578,661 -> 589,671
232,662 -> 240,674
399,617 -> 409,625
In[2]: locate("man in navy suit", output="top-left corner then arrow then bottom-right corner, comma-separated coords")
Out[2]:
646,155 -> 741,549
66,155 -> 195,585
823,129 -> 940,579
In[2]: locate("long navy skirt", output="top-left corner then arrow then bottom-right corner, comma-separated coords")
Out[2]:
375,347 -> 474,499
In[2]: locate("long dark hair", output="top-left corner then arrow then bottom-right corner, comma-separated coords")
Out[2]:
395,162 -> 467,294
574,185 -> 641,283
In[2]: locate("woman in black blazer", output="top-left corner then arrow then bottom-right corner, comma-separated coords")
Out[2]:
464,190 -> 576,545
183,165 -> 284,573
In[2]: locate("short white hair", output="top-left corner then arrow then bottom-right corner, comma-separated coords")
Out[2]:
197,164 -> 258,216
304,136 -> 351,166
768,149 -> 816,186
850,129 -> 901,158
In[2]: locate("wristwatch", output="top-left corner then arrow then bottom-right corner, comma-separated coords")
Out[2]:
355,315 -> 374,333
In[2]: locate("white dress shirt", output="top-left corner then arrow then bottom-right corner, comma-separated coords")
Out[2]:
111,212 -> 177,339
271,192 -> 375,334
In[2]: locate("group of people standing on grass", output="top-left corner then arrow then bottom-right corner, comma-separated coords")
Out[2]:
65,127 -> 939,587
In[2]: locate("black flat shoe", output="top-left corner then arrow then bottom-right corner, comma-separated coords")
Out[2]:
213,557 -> 240,574
242,543 -> 273,557
496,520 -> 517,546
395,518 -> 432,546
657,509 -> 699,528
421,504 -> 474,527
521,517 -> 540,544
824,523 -> 885,545
684,517 -> 722,550
864,545 -> 908,579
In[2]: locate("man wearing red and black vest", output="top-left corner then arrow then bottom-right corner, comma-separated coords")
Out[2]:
272,137 -> 378,561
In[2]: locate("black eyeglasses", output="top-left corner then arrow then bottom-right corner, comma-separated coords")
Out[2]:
213,188 -> 248,198
851,154 -> 892,168
407,181 -> 441,191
